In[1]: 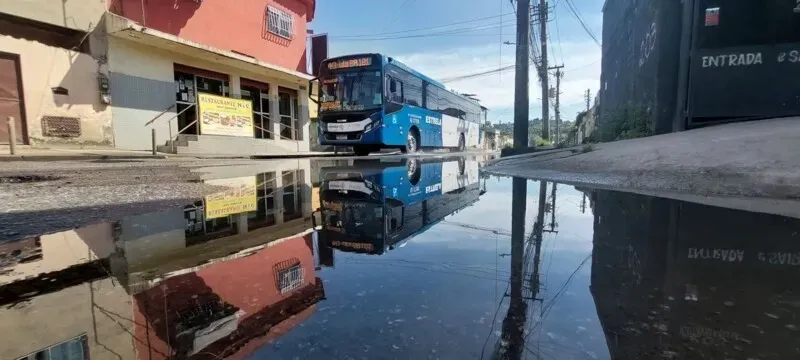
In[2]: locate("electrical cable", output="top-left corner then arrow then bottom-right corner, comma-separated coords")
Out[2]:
333,22 -> 517,42
563,0 -> 600,46
334,12 -> 515,38
380,0 -> 418,32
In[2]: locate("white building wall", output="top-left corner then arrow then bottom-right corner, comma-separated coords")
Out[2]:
107,37 -> 311,152
0,35 -> 113,146
0,0 -> 105,31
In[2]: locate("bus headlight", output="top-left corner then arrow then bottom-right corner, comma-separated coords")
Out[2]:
364,118 -> 381,132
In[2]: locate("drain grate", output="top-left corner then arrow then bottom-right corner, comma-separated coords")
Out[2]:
0,175 -> 62,184
41,116 -> 81,138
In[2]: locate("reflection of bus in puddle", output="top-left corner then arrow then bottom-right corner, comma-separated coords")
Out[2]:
316,156 -> 484,255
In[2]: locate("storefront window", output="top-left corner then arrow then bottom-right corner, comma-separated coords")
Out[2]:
241,84 -> 272,139
279,89 -> 301,140
184,200 -> 237,246
282,170 -> 304,220
174,66 -> 229,136
248,172 -> 277,231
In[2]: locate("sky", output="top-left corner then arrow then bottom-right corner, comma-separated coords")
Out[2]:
310,0 -> 604,125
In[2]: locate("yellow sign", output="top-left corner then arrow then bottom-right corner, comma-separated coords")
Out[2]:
327,57 -> 372,70
198,93 -> 253,137
320,101 -> 341,111
205,177 -> 257,219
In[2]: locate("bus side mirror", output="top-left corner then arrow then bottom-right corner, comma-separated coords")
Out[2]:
309,78 -> 319,105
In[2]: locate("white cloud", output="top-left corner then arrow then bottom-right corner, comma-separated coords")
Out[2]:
394,40 -> 601,124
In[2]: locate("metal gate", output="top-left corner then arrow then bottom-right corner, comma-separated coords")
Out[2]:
0,52 -> 26,144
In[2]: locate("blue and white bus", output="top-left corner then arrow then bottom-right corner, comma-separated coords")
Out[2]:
313,53 -> 484,156
315,156 -> 484,255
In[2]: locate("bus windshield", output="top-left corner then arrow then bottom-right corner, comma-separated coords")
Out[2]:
321,201 -> 384,238
321,70 -> 383,112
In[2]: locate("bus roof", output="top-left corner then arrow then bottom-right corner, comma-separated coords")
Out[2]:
324,53 -> 483,109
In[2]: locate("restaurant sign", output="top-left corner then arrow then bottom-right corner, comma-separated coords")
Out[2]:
198,93 -> 253,137
204,176 -> 258,219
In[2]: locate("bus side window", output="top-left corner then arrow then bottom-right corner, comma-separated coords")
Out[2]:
387,77 -> 404,103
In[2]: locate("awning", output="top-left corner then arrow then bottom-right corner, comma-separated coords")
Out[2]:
105,13 -> 313,87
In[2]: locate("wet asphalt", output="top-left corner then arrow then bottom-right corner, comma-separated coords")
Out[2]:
0,155 -> 798,359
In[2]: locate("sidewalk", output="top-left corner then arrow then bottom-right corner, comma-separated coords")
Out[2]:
0,146 -> 343,161
486,116 -> 800,202
0,146 -> 495,161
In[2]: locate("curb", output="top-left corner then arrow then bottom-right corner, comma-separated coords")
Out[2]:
0,154 -> 169,162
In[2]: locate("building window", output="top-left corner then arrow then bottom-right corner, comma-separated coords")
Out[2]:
17,334 -> 89,360
248,172 -> 277,231
282,170 -> 304,221
277,263 -> 304,293
241,85 -> 272,139
278,90 -> 301,140
174,69 -> 229,136
267,6 -> 294,39
184,200 -> 238,246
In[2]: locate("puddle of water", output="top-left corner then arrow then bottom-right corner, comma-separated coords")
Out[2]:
0,154 -> 798,359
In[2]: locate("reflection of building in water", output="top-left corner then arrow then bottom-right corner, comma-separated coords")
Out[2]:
590,190 -> 800,359
316,157 -> 484,256
133,232 -> 324,360
0,222 -> 133,360
0,161 -> 323,360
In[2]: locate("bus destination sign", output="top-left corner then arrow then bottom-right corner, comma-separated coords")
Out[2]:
327,57 -> 373,70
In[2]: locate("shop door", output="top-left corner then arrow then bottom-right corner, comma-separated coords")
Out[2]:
0,52 -> 26,144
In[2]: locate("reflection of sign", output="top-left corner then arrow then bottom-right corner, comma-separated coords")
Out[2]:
329,180 -> 372,194
198,93 -> 253,137
327,57 -> 372,70
322,200 -> 343,212
705,7 -> 720,26
205,177 -> 257,219
331,241 -> 374,251
321,101 -> 341,111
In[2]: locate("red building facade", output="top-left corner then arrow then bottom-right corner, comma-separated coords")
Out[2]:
109,0 -> 315,73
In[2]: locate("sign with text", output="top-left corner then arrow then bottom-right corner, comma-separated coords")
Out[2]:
198,93 -> 253,137
204,176 -> 257,219
326,57 -> 373,70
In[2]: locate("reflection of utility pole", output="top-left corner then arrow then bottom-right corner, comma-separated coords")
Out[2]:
580,193 -> 587,214
491,177 -> 528,360
530,181 -> 548,297
543,183 -> 558,234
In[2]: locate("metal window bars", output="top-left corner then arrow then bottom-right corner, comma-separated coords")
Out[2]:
267,6 -> 294,39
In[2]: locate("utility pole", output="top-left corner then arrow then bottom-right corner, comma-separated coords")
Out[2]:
513,0 -> 530,149
585,89 -> 591,112
552,67 -> 563,145
537,0 -> 550,141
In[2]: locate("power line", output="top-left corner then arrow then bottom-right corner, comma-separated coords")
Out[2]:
334,12 -> 515,38
381,0 -> 418,32
552,0 -> 565,65
563,0 -> 600,46
332,22 -> 517,42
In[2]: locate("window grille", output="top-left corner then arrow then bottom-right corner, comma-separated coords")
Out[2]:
268,6 -> 294,39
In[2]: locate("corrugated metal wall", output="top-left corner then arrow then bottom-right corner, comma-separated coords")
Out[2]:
110,72 -> 177,149
599,0 -> 683,138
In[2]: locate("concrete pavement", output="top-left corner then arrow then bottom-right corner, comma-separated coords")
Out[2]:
486,117 -> 800,216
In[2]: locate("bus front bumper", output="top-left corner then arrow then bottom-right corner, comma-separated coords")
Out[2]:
319,122 -> 384,146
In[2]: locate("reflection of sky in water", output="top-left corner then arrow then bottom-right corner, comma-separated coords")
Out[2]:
249,177 -> 607,360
